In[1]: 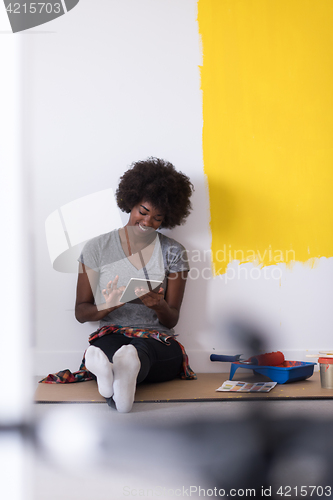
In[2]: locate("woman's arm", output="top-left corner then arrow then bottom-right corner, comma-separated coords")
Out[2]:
136,271 -> 188,330
75,262 -> 125,323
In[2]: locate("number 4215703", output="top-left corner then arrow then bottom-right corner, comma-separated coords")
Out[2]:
276,485 -> 331,497
6,3 -> 61,14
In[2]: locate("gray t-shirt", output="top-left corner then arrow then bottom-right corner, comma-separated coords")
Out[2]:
78,230 -> 189,334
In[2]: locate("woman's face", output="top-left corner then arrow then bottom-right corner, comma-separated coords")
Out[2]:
126,201 -> 164,236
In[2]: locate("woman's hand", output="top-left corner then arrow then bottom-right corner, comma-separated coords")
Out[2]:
135,286 -> 165,309
101,276 -> 126,308
75,265 -> 126,323
133,272 -> 188,329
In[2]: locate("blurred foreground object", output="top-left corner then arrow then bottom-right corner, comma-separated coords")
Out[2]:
31,406 -> 333,499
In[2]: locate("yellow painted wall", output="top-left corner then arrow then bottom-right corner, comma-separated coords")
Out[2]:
198,0 -> 333,275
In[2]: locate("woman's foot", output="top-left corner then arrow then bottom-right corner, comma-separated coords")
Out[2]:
84,346 -> 114,398
112,345 -> 140,413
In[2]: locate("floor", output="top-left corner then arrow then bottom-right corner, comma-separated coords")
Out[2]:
28,385 -> 333,500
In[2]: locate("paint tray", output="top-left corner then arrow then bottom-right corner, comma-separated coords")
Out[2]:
229,361 -> 316,384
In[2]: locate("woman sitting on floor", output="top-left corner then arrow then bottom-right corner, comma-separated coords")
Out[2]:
75,157 -> 195,412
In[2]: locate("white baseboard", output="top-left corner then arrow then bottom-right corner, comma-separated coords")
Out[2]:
33,348 -> 319,377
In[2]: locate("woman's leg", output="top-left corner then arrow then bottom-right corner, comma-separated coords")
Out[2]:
110,337 -> 182,412
130,337 -> 183,384
90,333 -> 131,361
112,345 -> 140,413
90,334 -> 182,383
88,334 -> 141,412
84,345 -> 114,398
85,334 -> 130,401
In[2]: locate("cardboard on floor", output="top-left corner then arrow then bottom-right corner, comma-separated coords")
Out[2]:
34,372 -> 333,403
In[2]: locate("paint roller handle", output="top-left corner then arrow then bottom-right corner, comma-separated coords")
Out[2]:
210,354 -> 242,362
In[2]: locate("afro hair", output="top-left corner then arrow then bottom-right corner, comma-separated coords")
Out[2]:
116,157 -> 194,229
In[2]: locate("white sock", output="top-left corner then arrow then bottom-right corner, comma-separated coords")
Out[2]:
84,345 -> 114,398
112,345 -> 140,413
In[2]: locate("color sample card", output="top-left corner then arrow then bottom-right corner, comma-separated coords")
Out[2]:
217,381 -> 277,393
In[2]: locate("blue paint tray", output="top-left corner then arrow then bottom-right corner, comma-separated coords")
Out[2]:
229,361 -> 316,384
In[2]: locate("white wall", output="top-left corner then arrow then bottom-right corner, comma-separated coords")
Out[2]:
21,0 -> 333,375
0,26 -> 34,423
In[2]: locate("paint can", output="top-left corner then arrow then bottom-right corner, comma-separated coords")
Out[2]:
319,358 -> 333,389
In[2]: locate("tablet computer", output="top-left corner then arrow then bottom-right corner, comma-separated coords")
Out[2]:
119,278 -> 163,303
